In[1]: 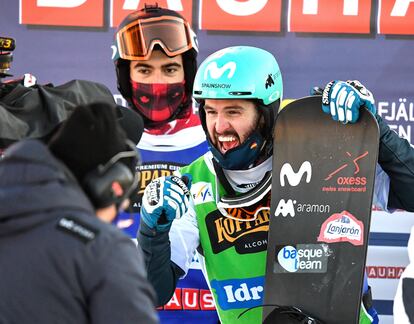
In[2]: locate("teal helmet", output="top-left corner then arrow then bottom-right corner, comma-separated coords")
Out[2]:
193,46 -> 283,170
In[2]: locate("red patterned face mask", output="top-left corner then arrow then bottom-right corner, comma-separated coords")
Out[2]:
130,80 -> 186,122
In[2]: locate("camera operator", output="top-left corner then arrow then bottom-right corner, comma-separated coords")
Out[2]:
0,36 -> 130,153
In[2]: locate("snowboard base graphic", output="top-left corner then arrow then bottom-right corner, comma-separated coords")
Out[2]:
263,96 -> 379,323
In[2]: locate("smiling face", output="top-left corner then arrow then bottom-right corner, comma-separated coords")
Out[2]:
204,99 -> 261,155
129,50 -> 185,84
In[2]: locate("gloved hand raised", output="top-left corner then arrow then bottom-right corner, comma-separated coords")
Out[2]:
321,80 -> 376,123
141,174 -> 192,232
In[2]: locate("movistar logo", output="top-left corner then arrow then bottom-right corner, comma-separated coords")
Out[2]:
280,161 -> 312,187
204,61 -> 236,80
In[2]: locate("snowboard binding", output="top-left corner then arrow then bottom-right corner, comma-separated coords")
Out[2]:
238,304 -> 325,324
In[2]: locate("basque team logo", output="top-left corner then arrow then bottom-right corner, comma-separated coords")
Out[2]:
274,244 -> 329,274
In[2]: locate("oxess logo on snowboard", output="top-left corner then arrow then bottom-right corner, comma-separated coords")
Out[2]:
206,192 -> 271,254
317,210 -> 364,246
274,244 -> 330,273
322,151 -> 369,193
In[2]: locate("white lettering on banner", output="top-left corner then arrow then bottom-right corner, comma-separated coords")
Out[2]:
37,0 -> 87,7
343,0 -> 359,16
378,98 -> 414,146
366,266 -> 405,279
378,99 -> 414,122
302,0 -> 358,15
161,288 -> 216,310
166,293 -> 181,308
184,290 -> 198,308
280,161 -> 312,187
21,0 -> 414,35
223,283 -> 263,303
303,0 -> 318,14
216,0 -> 268,16
391,0 -> 414,16
204,62 -> 236,80
201,292 -> 215,308
122,0 -> 183,11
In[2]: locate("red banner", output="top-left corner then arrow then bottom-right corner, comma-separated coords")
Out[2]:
200,0 -> 282,32
20,0 -> 104,27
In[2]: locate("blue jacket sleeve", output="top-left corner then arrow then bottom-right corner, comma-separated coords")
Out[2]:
137,222 -> 185,306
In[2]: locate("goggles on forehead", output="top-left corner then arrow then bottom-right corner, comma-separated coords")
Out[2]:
116,15 -> 196,61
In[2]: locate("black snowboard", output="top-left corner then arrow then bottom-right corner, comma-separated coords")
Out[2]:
263,95 -> 379,323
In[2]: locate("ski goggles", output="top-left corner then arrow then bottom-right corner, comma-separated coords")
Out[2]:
116,16 -> 196,61
216,172 -> 272,222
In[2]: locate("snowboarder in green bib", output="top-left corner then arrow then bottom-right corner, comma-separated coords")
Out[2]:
138,46 -> 414,323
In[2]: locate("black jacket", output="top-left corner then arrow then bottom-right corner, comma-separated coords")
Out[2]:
0,79 -> 117,149
0,140 -> 158,324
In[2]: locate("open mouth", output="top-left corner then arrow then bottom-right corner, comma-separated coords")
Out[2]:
218,134 -> 240,154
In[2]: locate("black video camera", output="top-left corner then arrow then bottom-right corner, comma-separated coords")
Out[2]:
0,37 -> 16,79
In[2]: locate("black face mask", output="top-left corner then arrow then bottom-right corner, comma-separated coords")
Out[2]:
130,80 -> 186,123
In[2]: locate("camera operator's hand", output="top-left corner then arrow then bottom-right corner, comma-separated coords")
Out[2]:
321,80 -> 376,123
141,175 -> 192,232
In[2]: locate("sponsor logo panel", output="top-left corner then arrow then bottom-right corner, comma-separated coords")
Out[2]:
273,243 -> 330,274
318,210 -> 364,246
279,161 -> 312,187
191,182 -> 214,205
274,199 -> 330,218
206,209 -> 269,255
210,276 -> 264,310
322,151 -> 369,193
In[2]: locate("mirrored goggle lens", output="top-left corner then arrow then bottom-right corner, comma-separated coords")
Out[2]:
117,16 -> 193,60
